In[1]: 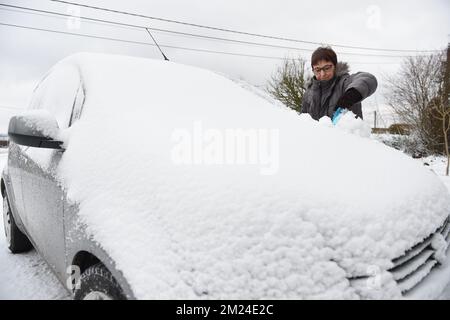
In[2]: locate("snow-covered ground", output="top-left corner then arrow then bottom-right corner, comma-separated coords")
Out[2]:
0,147 -> 449,299
419,156 -> 450,191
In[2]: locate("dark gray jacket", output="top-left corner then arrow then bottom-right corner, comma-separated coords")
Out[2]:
301,68 -> 378,120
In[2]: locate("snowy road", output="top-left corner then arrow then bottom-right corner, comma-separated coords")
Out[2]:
0,149 -> 449,299
0,150 -> 69,299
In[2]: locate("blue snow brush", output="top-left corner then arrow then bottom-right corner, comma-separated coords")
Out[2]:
332,107 -> 347,126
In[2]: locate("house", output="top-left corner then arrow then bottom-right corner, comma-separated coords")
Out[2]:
0,134 -> 9,148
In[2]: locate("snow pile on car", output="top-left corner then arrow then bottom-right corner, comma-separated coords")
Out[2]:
11,109 -> 60,138
334,111 -> 372,138
52,53 -> 449,299
317,111 -> 371,138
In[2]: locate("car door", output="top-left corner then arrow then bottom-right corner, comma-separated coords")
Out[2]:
6,142 -> 28,226
20,64 -> 85,279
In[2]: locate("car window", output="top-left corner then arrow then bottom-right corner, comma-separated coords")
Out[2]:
29,64 -> 81,129
69,82 -> 85,126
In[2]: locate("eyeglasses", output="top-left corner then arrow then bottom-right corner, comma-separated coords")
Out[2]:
313,64 -> 334,74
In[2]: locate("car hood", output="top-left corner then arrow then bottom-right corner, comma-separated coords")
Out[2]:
53,53 -> 449,299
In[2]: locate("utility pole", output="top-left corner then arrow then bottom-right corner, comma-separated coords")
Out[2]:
445,42 -> 450,149
373,110 -> 377,129
445,43 -> 450,108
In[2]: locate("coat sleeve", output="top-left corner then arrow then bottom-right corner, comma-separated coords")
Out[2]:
343,72 -> 378,99
301,91 -> 309,114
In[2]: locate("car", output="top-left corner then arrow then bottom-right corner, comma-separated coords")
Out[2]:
2,52 -> 450,300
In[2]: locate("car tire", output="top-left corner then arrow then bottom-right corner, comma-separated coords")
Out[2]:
2,192 -> 33,253
74,263 -> 126,300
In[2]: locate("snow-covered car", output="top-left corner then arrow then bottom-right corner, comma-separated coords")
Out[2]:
2,53 -> 450,300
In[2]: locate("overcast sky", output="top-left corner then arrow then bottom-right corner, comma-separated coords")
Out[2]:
0,0 -> 449,132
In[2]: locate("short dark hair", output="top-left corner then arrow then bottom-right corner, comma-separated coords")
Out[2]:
311,46 -> 337,67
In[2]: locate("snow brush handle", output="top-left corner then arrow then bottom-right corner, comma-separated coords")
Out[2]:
332,107 -> 347,126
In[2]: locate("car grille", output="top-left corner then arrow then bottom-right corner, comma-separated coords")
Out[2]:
388,216 -> 450,294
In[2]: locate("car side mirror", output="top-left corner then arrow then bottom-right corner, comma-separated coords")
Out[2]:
8,110 -> 64,150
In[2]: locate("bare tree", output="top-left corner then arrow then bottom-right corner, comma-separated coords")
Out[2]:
431,96 -> 450,174
430,45 -> 450,174
385,50 -> 447,154
267,57 -> 307,113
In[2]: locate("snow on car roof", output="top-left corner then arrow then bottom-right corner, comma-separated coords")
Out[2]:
53,53 -> 449,299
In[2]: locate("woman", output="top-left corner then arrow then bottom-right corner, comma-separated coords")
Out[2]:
301,46 -> 378,121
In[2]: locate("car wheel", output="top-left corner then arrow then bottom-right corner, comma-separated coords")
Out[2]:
74,263 -> 126,300
2,192 -> 32,253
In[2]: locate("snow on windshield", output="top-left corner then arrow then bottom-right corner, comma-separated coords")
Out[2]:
53,53 -> 449,299
29,64 -> 81,130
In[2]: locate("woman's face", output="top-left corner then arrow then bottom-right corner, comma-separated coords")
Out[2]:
312,60 -> 335,81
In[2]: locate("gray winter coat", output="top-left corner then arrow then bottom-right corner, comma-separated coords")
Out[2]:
301,68 -> 378,120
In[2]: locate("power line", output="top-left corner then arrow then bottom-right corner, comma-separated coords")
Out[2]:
0,21 -> 403,65
0,105 -> 26,111
0,6 -> 144,32
50,0 -> 442,54
2,4 -> 311,52
0,3 -> 424,58
0,21 -> 402,65
0,22 -> 286,60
